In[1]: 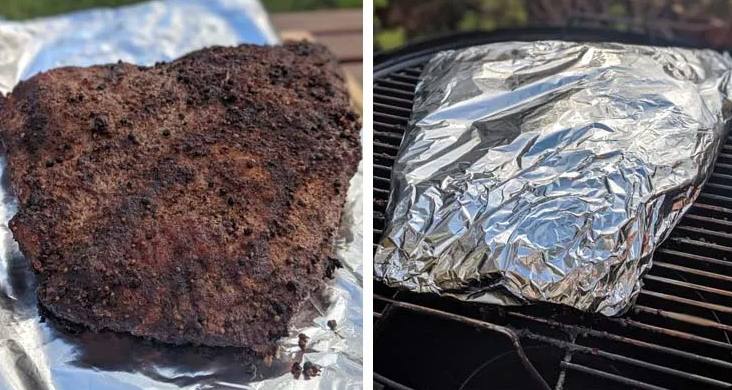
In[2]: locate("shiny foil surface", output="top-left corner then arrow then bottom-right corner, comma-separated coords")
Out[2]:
0,1 -> 362,389
375,41 -> 732,315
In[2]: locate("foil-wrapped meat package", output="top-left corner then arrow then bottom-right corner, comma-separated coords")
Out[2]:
375,41 -> 732,315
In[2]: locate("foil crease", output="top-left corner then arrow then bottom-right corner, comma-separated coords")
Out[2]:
0,1 -> 362,389
375,41 -> 732,315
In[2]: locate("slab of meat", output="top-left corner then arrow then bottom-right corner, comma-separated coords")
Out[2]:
0,42 -> 360,355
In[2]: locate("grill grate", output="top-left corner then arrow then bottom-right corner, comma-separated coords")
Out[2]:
373,32 -> 732,390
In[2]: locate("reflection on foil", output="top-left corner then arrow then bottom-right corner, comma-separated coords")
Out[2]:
0,1 -> 362,389
375,41 -> 732,316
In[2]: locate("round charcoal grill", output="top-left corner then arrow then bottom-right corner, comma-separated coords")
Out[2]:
374,28 -> 732,390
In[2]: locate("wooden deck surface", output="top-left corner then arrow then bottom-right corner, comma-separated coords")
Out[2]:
271,9 -> 362,85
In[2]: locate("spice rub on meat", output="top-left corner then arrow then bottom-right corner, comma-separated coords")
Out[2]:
0,42 -> 360,355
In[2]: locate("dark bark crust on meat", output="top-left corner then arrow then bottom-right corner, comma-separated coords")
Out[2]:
0,42 -> 360,355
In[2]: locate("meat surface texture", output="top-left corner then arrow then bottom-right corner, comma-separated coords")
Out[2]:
0,42 -> 360,355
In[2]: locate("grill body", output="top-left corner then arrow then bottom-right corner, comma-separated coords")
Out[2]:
374,28 -> 732,390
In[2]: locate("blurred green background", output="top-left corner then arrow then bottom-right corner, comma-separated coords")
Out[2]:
375,0 -> 732,51
0,0 -> 360,20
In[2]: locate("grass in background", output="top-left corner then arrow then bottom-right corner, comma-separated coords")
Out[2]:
0,0 -> 360,20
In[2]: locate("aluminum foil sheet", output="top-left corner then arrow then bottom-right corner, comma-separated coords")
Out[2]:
0,1 -> 362,389
375,41 -> 732,315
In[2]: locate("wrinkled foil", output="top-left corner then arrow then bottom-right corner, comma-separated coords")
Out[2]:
0,1 -> 362,389
375,41 -> 732,315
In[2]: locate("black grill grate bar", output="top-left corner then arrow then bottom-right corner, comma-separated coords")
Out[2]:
374,102 -> 413,115
521,332 -> 731,388
374,176 -> 390,185
639,289 -> 732,314
374,78 -> 416,89
681,214 -> 732,232
705,181 -> 732,193
373,85 -> 415,99
375,187 -> 390,196
671,225 -> 732,244
555,343 -> 575,390
560,362 -> 669,390
656,248 -> 732,268
384,73 -> 421,83
374,93 -> 414,107
644,274 -> 732,299
632,305 -> 732,333
374,111 -> 409,123
374,163 -> 392,171
374,120 -> 406,131
505,310 -> 732,369
710,171 -> 732,183
713,162 -> 732,174
374,141 -> 401,152
384,67 -> 423,78
690,201 -> 732,213
374,153 -> 396,162
697,192 -> 732,204
666,235 -> 732,253
607,316 -> 732,351
374,131 -> 403,143
652,260 -> 732,284
394,68 -> 423,76
686,207 -> 732,220
374,372 -> 417,390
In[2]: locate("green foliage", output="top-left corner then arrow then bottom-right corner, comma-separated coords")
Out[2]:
261,0 -> 361,12
0,0 -> 144,19
375,0 -> 732,51
375,27 -> 405,50
0,0 -> 361,20
375,0 -> 528,51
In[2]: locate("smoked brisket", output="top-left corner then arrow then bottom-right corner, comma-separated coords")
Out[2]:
0,42 -> 360,355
